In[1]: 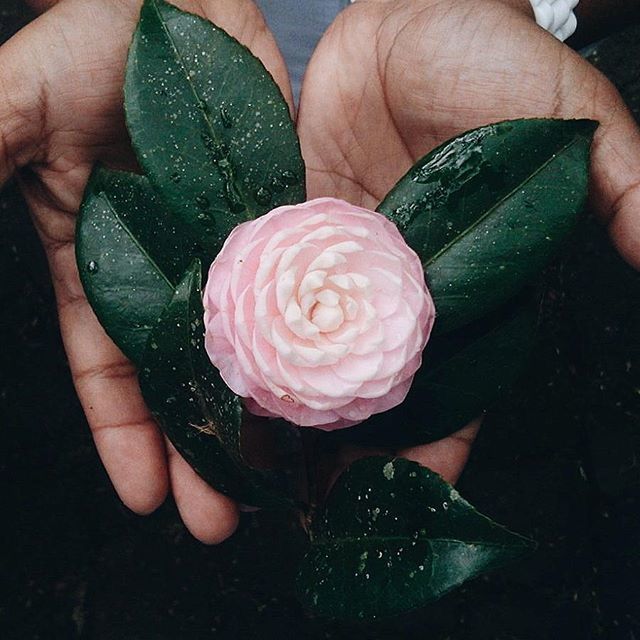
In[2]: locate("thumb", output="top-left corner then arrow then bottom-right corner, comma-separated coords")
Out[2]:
595,108 -> 640,268
563,56 -> 640,269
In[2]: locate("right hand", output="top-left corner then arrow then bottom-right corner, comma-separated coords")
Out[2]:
295,0 -> 640,484
0,0 -> 292,544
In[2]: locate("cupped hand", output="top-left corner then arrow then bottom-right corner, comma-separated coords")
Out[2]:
7,0 -> 639,543
297,0 -> 640,479
0,0 -> 292,543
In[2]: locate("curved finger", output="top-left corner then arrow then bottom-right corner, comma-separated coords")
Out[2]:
43,235 -> 169,514
165,440 -> 240,544
553,53 -> 640,269
608,188 -> 640,269
399,417 -> 482,484
24,0 -> 59,14
382,4 -> 640,265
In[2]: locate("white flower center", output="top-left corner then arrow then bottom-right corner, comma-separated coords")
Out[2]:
310,297 -> 344,332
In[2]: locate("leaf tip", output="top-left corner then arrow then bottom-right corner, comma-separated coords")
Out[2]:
573,118 -> 599,140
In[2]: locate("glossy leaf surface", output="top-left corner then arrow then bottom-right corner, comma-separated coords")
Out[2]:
139,261 -> 295,508
335,296 -> 540,447
125,0 -> 305,255
379,119 -> 596,333
297,457 -> 534,620
76,167 -> 200,365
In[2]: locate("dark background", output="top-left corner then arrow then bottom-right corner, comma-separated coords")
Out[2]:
1,3 -> 639,638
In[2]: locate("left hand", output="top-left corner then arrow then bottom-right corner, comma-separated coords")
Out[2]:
1,0 -> 292,543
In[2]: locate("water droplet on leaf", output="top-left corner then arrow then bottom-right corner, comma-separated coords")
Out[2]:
196,99 -> 209,114
269,176 -> 285,193
220,106 -> 233,128
225,182 -> 246,213
195,194 -> 210,210
394,203 -> 416,228
280,170 -> 297,186
255,186 -> 272,205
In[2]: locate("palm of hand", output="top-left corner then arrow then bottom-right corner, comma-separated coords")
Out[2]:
3,0 -> 639,543
297,0 -> 640,488
299,0 -> 640,265
7,0 -> 291,543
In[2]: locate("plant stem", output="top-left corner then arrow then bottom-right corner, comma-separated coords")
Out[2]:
301,428 -> 321,537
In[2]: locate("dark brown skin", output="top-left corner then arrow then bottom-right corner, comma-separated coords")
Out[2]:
2,0 -> 639,543
2,0 -> 291,545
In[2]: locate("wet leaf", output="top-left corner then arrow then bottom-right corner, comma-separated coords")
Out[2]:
125,0 -> 305,255
333,294 -> 540,447
408,297 -> 539,437
139,260 -> 296,508
75,167 -> 201,365
297,456 -> 534,620
324,292 -> 539,448
378,118 -> 596,333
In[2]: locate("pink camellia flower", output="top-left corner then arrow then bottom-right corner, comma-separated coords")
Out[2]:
203,197 -> 435,430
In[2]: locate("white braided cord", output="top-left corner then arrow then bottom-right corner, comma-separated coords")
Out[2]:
529,0 -> 579,41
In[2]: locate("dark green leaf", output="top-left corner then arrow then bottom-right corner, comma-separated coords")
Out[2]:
378,118 -> 596,333
139,260 -> 296,508
410,298 -> 538,433
297,456 -> 534,620
125,0 -> 305,255
76,167 -> 200,365
330,294 -> 540,447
